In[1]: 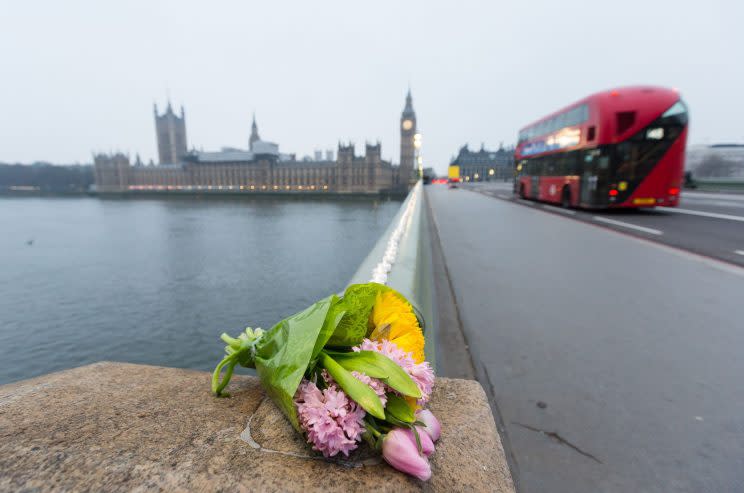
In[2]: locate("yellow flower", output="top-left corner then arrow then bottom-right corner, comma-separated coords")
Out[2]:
369,290 -> 425,363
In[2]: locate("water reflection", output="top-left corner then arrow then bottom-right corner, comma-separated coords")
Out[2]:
0,196 -> 400,384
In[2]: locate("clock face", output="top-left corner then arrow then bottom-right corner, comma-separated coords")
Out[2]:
402,119 -> 413,131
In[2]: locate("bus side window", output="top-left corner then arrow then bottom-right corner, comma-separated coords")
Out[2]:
556,155 -> 566,175
567,152 -> 578,175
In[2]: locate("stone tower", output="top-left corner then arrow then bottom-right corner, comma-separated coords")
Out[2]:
399,89 -> 417,187
249,113 -> 261,151
154,102 -> 188,164
337,142 -> 355,192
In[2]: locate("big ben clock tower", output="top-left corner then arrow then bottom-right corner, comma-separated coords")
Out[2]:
399,89 -> 417,187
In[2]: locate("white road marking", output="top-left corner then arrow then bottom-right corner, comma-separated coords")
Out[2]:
683,192 -> 744,202
735,250 -> 744,256
592,216 -> 663,235
542,204 -> 577,215
681,199 -> 744,209
660,207 -> 744,223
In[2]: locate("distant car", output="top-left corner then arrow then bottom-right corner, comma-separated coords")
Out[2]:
684,171 -> 697,189
448,178 -> 460,189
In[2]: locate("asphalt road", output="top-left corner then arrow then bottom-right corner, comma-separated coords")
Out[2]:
427,184 -> 744,493
465,182 -> 744,267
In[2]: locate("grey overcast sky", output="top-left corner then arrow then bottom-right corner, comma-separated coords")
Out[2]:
1,0 -> 742,174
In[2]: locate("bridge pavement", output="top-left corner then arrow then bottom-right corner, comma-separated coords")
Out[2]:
427,184 -> 744,493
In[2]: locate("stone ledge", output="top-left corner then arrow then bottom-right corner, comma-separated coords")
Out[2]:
0,362 -> 514,492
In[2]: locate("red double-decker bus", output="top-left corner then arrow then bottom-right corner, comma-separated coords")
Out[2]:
514,86 -> 688,208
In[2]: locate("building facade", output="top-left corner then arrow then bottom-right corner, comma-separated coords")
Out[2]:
154,103 -> 188,164
450,143 -> 514,182
94,142 -> 394,194
96,93 -> 416,195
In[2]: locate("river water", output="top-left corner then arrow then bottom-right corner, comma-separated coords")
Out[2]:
0,196 -> 400,385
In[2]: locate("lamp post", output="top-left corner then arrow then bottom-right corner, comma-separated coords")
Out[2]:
413,133 -> 423,180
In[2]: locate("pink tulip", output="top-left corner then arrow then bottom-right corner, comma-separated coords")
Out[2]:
415,409 -> 441,442
382,428 -> 432,481
410,426 -> 435,456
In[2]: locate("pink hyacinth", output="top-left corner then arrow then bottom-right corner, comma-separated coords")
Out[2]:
294,379 -> 366,457
354,338 -> 435,405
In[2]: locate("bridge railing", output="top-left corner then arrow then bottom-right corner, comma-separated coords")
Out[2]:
347,181 -> 437,368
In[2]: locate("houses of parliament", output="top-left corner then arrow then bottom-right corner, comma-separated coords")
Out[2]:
93,92 -> 419,196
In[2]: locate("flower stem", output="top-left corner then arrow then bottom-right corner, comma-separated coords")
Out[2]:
211,354 -> 238,396
365,421 -> 382,438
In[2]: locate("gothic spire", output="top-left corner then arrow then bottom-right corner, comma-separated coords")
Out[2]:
402,89 -> 415,118
249,112 -> 261,151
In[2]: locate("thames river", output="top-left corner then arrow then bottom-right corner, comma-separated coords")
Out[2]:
0,196 -> 400,385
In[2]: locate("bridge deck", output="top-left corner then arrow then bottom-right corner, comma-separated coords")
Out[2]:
427,184 -> 744,492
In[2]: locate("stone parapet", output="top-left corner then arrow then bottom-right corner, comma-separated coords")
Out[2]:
0,362 -> 514,492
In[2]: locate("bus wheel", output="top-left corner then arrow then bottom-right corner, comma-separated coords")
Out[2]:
519,183 -> 526,199
561,186 -> 571,208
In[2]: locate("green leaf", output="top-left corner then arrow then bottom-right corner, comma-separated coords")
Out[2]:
326,350 -> 422,399
326,283 -> 388,346
411,424 -> 423,455
320,352 -> 385,419
323,350 -> 388,379
384,394 -> 415,424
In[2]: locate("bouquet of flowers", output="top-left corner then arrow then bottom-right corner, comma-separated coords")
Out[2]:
211,282 -> 441,480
